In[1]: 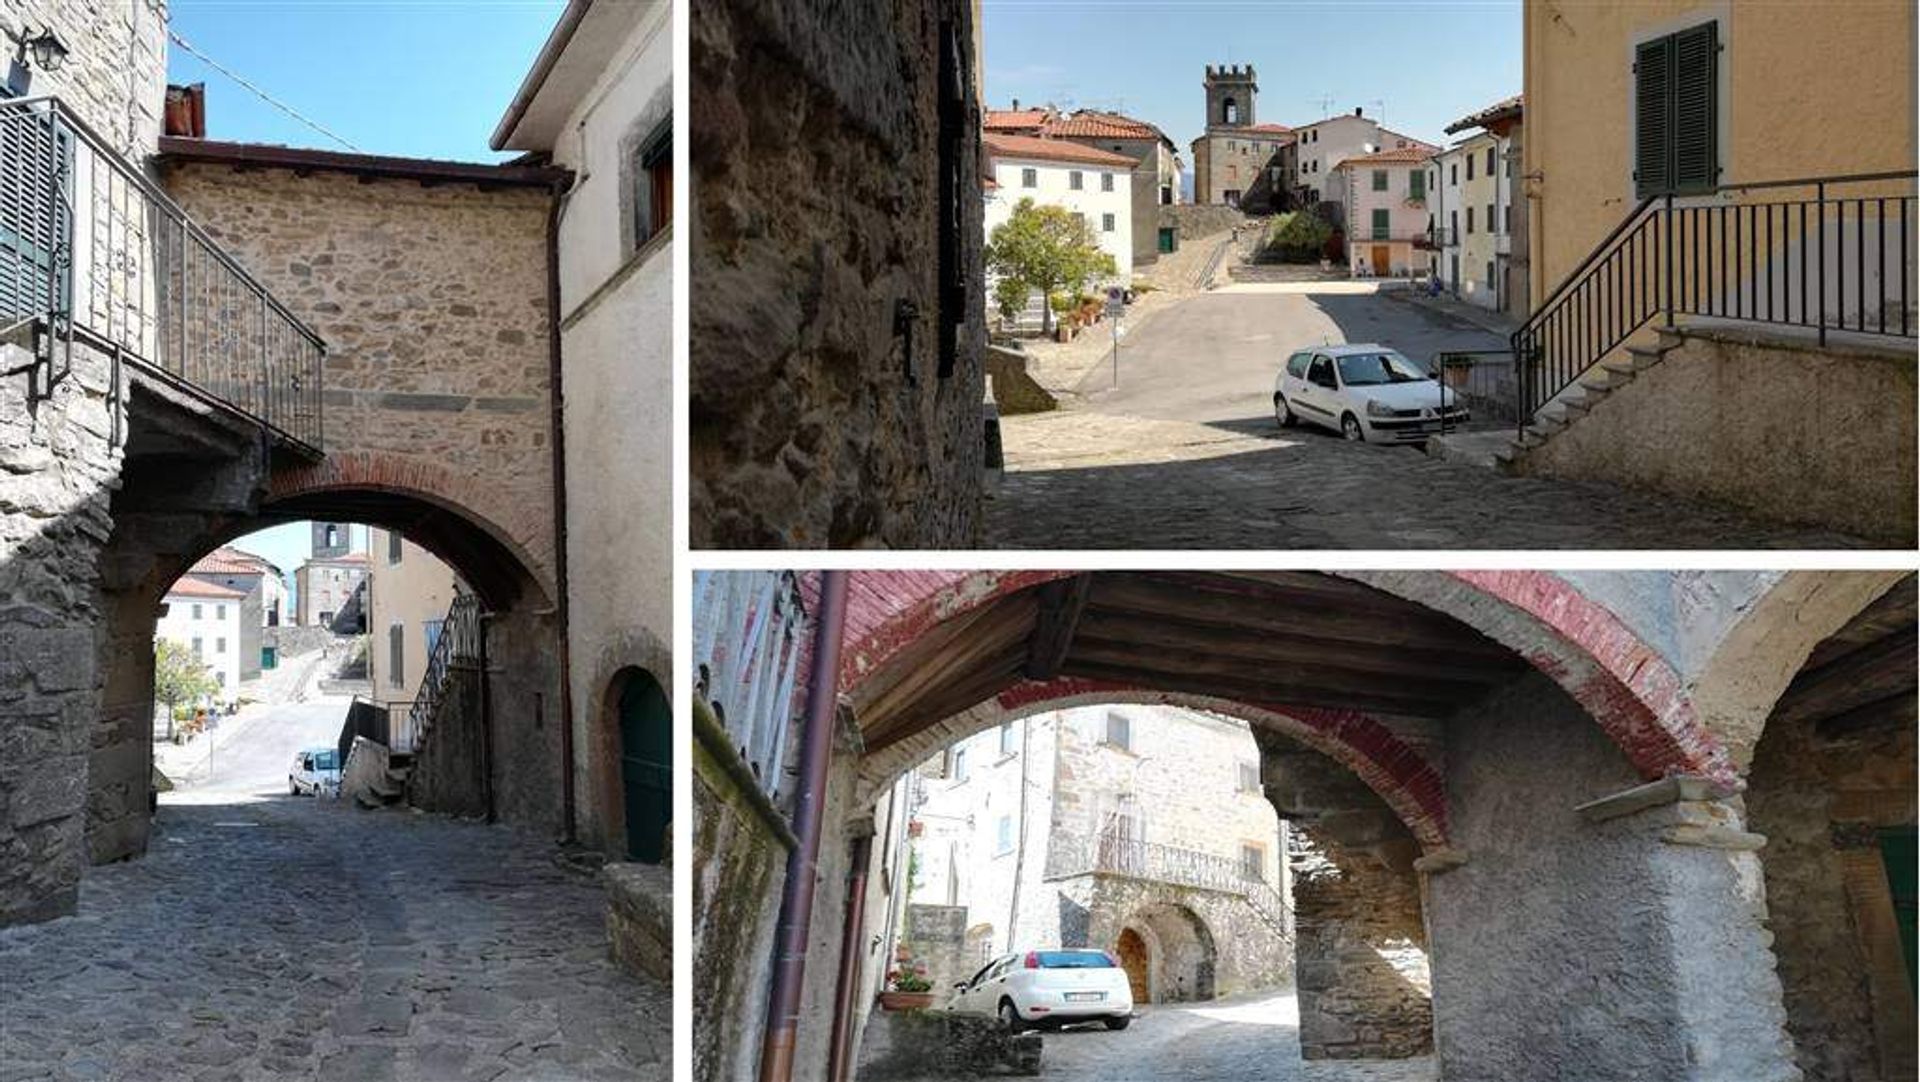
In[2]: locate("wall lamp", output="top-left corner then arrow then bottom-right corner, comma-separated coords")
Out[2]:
8,26 -> 70,74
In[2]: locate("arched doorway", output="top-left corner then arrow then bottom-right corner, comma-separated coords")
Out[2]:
614,667 -> 672,864
1115,926 -> 1150,1003
1121,902 -> 1217,1003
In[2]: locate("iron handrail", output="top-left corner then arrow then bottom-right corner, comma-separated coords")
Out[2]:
407,592 -> 481,754
0,95 -> 327,452
1045,830 -> 1294,936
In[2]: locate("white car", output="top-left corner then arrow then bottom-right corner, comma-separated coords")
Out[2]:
289,747 -> 341,797
948,949 -> 1134,1032
1273,343 -> 1468,444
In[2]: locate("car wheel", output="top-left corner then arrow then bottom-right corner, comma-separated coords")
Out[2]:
1341,413 -> 1366,442
1104,1016 -> 1132,1031
999,999 -> 1025,1034
1274,393 -> 1296,428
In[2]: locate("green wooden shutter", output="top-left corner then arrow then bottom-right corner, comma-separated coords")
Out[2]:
1371,208 -> 1390,240
1671,21 -> 1719,192
1634,37 -> 1671,197
1409,170 -> 1426,199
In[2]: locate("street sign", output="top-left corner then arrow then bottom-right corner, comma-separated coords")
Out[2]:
1104,285 -> 1125,319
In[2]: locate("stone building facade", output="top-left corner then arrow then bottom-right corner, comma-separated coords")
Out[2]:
690,0 -> 987,548
1189,65 -> 1295,211
365,528 -> 459,715
906,706 -> 1292,1003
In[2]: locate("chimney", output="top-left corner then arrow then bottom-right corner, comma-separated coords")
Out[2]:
164,83 -> 206,138
1353,106 -> 1363,117
1011,97 -> 1020,110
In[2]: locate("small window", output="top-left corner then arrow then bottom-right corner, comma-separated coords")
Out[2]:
191,604 -> 203,620
1103,711 -> 1131,751
1450,163 -> 1458,185
318,611 -> 333,625
215,637 -> 226,654
1021,167 -> 1036,188
952,744 -> 970,781
995,815 -> 1014,856
1451,209 -> 1459,238
388,624 -> 405,687
1408,170 -> 1426,199
1100,173 -> 1114,192
999,722 -> 1017,756
1486,203 -> 1496,234
1069,170 -> 1083,191
215,671 -> 226,687
192,637 -> 203,657
1240,843 -> 1266,882
1466,153 -> 1474,181
1467,207 -> 1476,234
630,116 -> 672,250
325,525 -> 339,549
388,532 -> 403,564
1371,169 -> 1388,191
1371,208 -> 1390,240
423,619 -> 444,659
1635,21 -> 1719,196
1238,762 -> 1261,793
215,604 -> 225,620
1504,204 -> 1513,233
1101,213 -> 1115,232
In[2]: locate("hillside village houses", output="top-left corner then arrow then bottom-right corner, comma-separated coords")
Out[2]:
1289,109 -> 1432,208
900,705 -> 1293,1005
983,132 -> 1137,284
1427,96 -> 1524,312
986,104 -> 1182,266
180,546 -> 287,681
155,577 -> 247,704
1334,147 -> 1435,279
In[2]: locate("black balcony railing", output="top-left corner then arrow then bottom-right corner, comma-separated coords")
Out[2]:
1434,350 -> 1521,429
1047,830 -> 1293,937
1511,170 -> 1916,434
0,96 -> 325,452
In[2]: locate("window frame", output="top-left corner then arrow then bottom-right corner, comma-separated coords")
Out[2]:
1633,19 -> 1721,198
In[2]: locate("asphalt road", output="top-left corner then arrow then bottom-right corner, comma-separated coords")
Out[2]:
160,696 -> 350,804
1080,283 -> 1504,431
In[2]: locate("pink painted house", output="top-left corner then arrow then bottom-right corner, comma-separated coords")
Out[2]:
1333,146 -> 1437,278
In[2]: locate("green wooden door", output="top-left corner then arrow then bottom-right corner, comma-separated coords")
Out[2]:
1880,827 -> 1916,996
618,671 -> 672,864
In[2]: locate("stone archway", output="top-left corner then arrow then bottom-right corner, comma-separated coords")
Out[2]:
1120,902 -> 1217,1004
1114,926 -> 1151,1003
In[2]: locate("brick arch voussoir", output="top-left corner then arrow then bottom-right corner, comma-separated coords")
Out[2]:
266,450 -> 556,604
855,676 -> 1452,853
1337,570 -> 1738,788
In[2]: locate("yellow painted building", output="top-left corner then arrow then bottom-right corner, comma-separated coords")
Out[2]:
1523,0 -> 1916,299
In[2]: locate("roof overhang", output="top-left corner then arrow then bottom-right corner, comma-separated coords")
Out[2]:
492,0 -> 656,152
158,137 -> 570,189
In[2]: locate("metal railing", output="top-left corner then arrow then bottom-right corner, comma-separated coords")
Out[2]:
692,571 -> 809,803
408,592 -> 481,753
1511,170 -> 1916,433
1047,831 -> 1293,938
0,96 -> 325,452
1433,350 -> 1521,429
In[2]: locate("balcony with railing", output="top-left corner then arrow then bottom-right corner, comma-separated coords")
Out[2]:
1046,830 -> 1293,937
0,96 -> 325,452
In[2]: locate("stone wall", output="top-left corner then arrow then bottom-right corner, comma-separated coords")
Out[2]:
1517,327 -> 1917,545
1158,203 -> 1249,243
1747,687 -> 1917,1081
156,164 -> 561,590
693,700 -> 792,1082
903,903 -> 969,997
0,0 -> 164,929
1428,670 -> 1799,1082
405,663 -> 488,820
1289,828 -> 1431,1059
690,0 -> 987,548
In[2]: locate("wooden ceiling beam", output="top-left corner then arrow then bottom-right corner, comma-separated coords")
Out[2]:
1773,625 -> 1918,730
1064,636 -> 1492,706
1060,659 -> 1460,718
1025,573 -> 1093,681
1802,574 -> 1917,672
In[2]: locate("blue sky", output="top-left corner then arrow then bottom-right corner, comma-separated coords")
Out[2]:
982,0 -> 1522,154
166,0 -> 565,161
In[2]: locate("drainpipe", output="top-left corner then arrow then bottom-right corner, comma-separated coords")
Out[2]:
545,176 -> 577,845
827,826 -> 875,1082
760,570 -> 851,1082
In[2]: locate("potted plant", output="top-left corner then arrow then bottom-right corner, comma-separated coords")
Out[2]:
878,958 -> 935,1011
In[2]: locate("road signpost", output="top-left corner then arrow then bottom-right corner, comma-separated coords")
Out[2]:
1106,286 -> 1125,387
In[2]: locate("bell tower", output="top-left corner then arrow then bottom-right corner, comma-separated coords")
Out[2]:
1204,64 -> 1258,129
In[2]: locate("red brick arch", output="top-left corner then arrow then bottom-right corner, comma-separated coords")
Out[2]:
266,449 -> 556,608
833,570 -> 1739,791
857,675 -> 1453,853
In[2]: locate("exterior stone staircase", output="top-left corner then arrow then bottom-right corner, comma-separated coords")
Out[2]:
1494,327 -> 1684,473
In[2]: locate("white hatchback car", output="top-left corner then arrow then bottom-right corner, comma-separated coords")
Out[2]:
948,949 -> 1134,1032
289,747 -> 341,797
1273,343 -> 1468,444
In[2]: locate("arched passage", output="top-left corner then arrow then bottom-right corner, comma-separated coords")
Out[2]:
1120,901 -> 1217,1004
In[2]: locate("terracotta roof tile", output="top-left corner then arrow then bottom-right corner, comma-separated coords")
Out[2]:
985,132 -> 1136,168
1444,94 -> 1523,135
985,108 -> 1052,132
167,577 -> 249,600
1335,147 -> 1434,168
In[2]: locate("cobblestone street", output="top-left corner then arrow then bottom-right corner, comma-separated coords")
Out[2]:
1020,991 -> 1434,1081
0,796 -> 668,1082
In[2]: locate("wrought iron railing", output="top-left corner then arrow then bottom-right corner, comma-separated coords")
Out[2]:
1511,170 -> 1916,434
408,592 -> 480,753
0,96 -> 325,452
692,571 -> 809,803
1433,350 -> 1521,429
1047,831 -> 1293,938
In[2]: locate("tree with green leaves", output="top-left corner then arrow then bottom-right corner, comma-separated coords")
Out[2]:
154,639 -> 216,741
986,198 -> 1118,334
1265,211 -> 1334,264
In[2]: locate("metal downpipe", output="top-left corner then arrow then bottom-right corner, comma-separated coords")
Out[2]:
759,570 -> 851,1082
827,829 -> 875,1082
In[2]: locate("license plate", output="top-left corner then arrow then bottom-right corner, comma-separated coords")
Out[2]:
1063,992 -> 1105,1002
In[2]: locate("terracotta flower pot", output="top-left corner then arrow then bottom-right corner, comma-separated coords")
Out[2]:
879,991 -> 935,1011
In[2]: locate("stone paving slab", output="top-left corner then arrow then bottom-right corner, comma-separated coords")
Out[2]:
0,797 -> 668,1082
985,410 -> 1872,550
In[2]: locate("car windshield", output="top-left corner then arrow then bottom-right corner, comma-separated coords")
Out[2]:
311,750 -> 338,771
1336,352 -> 1431,386
1034,951 -> 1114,969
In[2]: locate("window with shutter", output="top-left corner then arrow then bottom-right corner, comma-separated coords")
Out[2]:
1635,21 -> 1718,197
0,110 -> 74,323
1409,170 -> 1426,199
